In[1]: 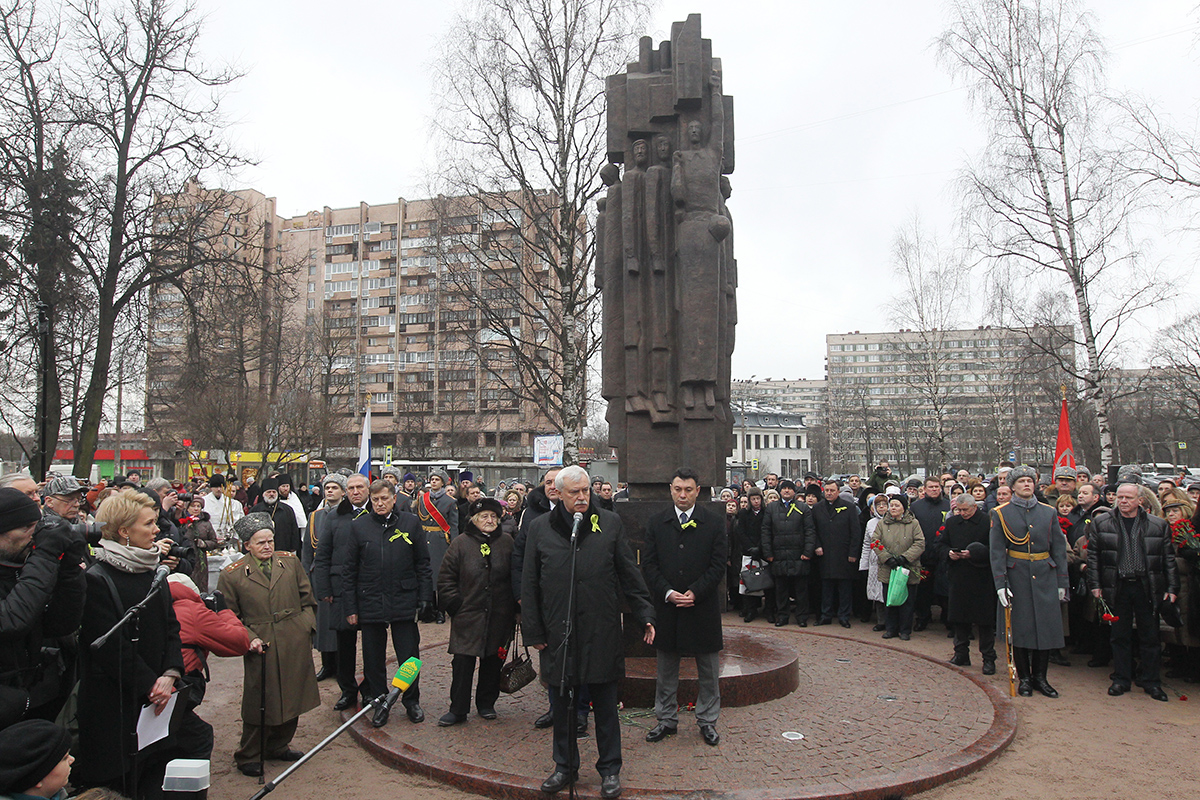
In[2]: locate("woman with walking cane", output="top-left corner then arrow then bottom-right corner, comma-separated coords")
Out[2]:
217,513 -> 319,777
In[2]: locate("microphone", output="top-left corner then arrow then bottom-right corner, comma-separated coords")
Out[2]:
570,511 -> 584,543
149,563 -> 171,593
381,657 -> 422,708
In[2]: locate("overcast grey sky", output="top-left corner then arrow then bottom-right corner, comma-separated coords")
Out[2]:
196,0 -> 1200,381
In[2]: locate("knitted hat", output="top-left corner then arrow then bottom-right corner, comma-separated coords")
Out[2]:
889,494 -> 909,510
233,512 -> 274,542
402,472 -> 416,483
803,484 -> 821,498
1008,465 -> 1038,485
322,473 -> 347,490
0,487 -> 42,534
777,479 -> 797,492
0,719 -> 72,794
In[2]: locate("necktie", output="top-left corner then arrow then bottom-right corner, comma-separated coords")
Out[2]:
680,512 -> 688,526
260,558 -> 272,580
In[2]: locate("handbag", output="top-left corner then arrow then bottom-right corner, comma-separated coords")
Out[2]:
498,626 -> 537,694
886,567 -> 911,607
740,561 -> 774,594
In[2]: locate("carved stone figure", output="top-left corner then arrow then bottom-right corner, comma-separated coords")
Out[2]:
601,14 -> 735,495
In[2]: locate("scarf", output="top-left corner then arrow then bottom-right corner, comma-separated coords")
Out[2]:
94,538 -> 161,573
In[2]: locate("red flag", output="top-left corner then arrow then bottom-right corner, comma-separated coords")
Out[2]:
1054,398 -> 1075,474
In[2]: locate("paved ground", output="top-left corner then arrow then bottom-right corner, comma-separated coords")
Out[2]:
343,623 -> 1010,799
201,612 -> 1198,800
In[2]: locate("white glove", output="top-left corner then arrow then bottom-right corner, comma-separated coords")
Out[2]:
997,588 -> 1012,608
1058,588 -> 1067,602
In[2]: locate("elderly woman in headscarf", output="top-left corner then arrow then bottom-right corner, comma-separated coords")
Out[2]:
435,497 -> 517,726
215,513 -> 319,777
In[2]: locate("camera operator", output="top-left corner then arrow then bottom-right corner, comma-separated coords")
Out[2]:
0,487 -> 86,729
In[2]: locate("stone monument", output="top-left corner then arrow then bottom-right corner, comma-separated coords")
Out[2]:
598,14 -> 736,499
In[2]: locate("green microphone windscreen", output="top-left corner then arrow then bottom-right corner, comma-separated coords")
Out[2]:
391,657 -> 422,691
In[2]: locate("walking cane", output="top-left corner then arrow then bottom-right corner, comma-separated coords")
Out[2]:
1004,604 -> 1016,698
259,642 -> 270,784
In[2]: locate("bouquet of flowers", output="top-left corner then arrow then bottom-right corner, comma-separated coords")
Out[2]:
1170,518 -> 1200,553
1094,594 -> 1119,623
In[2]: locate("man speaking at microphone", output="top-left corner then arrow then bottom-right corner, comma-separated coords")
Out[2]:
522,465 -> 655,800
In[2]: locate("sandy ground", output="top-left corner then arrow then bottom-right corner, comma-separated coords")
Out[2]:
197,616 -> 1199,800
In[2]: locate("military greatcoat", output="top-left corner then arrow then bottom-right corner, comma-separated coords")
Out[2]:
217,551 -> 320,726
989,498 -> 1068,650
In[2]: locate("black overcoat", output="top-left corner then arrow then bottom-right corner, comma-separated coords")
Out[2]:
935,510 -> 996,625
812,497 -> 863,580
75,564 -> 185,784
521,502 -> 654,686
312,499 -> 368,630
642,503 -> 727,654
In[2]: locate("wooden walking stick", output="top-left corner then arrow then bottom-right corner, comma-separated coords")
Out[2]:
259,642 -> 270,784
1004,604 -> 1016,698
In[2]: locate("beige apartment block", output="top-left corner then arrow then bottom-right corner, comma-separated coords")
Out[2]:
824,326 -> 1074,475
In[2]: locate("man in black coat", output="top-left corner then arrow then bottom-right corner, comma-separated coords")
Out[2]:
1085,481 -> 1179,701
813,480 -> 863,627
934,495 -> 996,674
522,466 -> 655,800
342,480 -> 433,727
909,477 -> 951,630
249,477 -> 301,555
0,489 -> 86,726
642,469 -> 727,748
761,480 -> 817,627
313,473 -> 371,711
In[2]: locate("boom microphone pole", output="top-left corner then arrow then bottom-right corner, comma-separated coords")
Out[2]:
246,658 -> 422,800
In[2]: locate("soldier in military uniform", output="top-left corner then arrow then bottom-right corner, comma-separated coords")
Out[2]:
989,466 -> 1068,698
216,513 -> 320,777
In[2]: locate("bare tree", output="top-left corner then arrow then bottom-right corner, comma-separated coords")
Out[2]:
887,219 -> 971,471
938,0 -> 1171,472
429,0 -> 653,465
59,0 -> 244,478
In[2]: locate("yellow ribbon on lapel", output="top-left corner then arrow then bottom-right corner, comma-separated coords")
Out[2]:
480,543 -> 491,557
390,528 -> 412,545
681,519 -> 697,529
590,514 -> 601,533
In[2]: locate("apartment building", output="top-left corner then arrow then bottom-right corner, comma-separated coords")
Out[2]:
823,326 -> 1074,474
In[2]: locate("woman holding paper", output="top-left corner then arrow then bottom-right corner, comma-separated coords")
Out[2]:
75,488 -> 212,800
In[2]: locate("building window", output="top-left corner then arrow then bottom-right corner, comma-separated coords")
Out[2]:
754,434 -> 761,450
774,435 -> 779,448
785,435 -> 791,448
306,298 -> 314,309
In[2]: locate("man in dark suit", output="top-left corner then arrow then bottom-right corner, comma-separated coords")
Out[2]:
812,479 -> 862,627
642,468 -> 728,747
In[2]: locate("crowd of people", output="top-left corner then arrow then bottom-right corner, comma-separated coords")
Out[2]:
0,456 -> 1194,800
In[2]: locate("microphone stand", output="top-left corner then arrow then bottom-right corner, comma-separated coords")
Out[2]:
246,692 -> 392,800
559,512 -> 583,800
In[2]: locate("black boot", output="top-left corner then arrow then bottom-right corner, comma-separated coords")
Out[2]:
1031,649 -> 1059,698
1014,647 -> 1033,697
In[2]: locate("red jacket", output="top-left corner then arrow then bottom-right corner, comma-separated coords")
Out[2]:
169,581 -> 250,673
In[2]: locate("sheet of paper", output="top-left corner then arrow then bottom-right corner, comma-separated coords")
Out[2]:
136,692 -> 177,750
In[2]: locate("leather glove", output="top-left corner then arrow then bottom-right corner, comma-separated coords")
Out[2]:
417,601 -> 434,623
1058,588 -> 1067,603
883,557 -> 899,568
748,547 -> 762,560
895,555 -> 909,567
997,588 -> 1012,608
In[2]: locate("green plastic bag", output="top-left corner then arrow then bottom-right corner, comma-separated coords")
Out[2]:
886,567 -> 911,607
